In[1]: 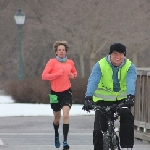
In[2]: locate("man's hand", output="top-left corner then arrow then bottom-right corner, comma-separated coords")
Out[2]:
68,73 -> 74,79
82,96 -> 93,112
124,94 -> 135,108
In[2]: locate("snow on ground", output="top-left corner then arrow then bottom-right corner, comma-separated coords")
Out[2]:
0,95 -> 94,117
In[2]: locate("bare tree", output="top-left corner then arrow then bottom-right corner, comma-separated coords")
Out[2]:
1,0 -> 150,79
131,43 -> 138,67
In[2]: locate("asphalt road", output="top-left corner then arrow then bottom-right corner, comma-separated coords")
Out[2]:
0,116 -> 150,150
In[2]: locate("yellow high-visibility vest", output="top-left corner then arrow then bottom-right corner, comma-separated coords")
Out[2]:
93,57 -> 132,102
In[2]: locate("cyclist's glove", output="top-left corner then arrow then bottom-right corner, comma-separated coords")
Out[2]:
124,94 -> 135,108
82,96 -> 93,112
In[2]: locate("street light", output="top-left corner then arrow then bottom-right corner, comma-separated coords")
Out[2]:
14,9 -> 26,80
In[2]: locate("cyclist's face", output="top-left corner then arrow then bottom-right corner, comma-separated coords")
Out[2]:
110,51 -> 125,67
55,45 -> 67,58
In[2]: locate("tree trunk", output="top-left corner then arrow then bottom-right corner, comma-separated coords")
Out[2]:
79,54 -> 85,77
132,50 -> 138,67
90,53 -> 96,72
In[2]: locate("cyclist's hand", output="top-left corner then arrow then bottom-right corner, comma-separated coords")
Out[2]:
82,96 -> 93,112
124,94 -> 135,108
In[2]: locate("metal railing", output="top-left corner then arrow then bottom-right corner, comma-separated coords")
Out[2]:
133,68 -> 150,141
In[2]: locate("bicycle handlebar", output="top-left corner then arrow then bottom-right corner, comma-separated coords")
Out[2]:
92,101 -> 128,114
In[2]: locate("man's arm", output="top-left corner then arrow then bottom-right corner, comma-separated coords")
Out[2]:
70,61 -> 77,79
124,63 -> 137,107
83,62 -> 102,111
126,63 -> 137,95
42,60 -> 63,81
85,62 -> 102,96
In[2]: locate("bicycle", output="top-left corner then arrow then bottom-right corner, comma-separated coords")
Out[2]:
93,102 -> 127,150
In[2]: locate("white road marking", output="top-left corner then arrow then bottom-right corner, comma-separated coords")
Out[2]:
0,138 -> 4,146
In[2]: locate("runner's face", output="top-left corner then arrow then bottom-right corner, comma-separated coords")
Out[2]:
110,51 -> 125,67
55,45 -> 67,58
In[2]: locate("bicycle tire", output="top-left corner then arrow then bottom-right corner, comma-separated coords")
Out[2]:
103,134 -> 110,150
103,135 -> 120,150
110,135 -> 121,150
110,137 -> 117,150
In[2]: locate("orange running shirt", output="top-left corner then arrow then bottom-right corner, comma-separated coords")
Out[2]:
42,58 -> 77,92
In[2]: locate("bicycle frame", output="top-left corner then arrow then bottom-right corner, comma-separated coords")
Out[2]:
93,105 -> 121,150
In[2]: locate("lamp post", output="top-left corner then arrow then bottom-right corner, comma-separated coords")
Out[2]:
14,9 -> 25,80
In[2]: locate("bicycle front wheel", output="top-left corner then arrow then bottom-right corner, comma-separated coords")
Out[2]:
103,135 -> 110,150
110,135 -> 121,150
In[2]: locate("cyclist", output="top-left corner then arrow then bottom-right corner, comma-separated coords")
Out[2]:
42,41 -> 77,150
82,43 -> 137,150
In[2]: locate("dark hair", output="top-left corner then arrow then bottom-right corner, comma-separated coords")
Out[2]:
109,43 -> 126,56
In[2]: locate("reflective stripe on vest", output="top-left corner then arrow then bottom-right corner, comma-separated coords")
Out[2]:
93,92 -> 127,101
93,58 -> 131,102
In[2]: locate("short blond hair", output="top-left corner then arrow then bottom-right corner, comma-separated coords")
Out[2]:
53,41 -> 69,52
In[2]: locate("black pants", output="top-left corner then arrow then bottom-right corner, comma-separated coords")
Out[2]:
93,102 -> 134,150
